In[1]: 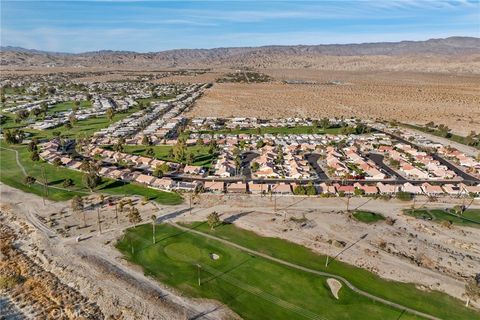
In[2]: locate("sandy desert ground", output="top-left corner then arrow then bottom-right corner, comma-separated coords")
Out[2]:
187,69 -> 480,136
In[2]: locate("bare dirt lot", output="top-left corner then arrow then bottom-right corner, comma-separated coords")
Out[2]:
187,69 -> 480,136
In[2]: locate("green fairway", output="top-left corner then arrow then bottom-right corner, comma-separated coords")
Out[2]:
199,125 -> 343,136
39,106 -> 141,139
404,208 -> 480,228
116,222 -> 479,320
0,141 -> 182,204
106,144 -> 215,167
352,211 -> 385,223
1,105 -> 141,140
47,100 -> 92,114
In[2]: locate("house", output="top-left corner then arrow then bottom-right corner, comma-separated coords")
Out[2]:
183,165 -> 204,176
204,181 -> 224,193
336,185 -> 355,195
67,160 -> 82,171
376,182 -> 399,195
248,182 -> 267,194
401,183 -> 423,195
227,182 -> 247,193
421,183 -> 444,196
99,167 -> 112,176
459,183 -> 480,196
442,184 -> 462,196
135,174 -> 156,185
271,183 -> 291,194
353,183 -> 378,195
176,181 -> 201,192
152,177 -> 176,190
318,182 -> 336,194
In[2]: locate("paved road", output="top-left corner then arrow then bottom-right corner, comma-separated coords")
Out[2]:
368,152 -> 406,181
377,130 -> 480,183
172,222 -> 441,320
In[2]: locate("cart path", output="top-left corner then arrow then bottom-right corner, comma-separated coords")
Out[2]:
171,222 -> 441,320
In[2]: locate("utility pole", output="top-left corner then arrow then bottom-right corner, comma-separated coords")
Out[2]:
97,207 -> 102,234
274,193 -> 277,212
115,204 -> 119,224
41,165 -> 48,206
326,233 -> 368,268
346,196 -> 350,212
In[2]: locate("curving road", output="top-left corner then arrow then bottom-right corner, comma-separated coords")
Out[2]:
171,222 -> 441,320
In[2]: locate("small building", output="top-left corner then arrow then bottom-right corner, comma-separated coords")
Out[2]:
227,182 -> 247,193
271,183 -> 292,194
248,182 -> 267,194
204,181 -> 224,193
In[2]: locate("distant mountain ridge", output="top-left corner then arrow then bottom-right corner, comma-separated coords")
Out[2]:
1,37 -> 479,71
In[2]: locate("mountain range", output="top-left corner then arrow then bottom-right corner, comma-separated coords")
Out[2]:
1,37 -> 479,71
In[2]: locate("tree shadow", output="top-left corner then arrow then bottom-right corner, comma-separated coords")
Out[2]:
99,180 -> 125,190
222,211 -> 254,224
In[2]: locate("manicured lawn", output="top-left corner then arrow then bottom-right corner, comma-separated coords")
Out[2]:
1,106 -> 140,140
117,222 -> 479,320
40,106 -> 141,139
352,211 -> 385,223
0,141 -> 183,204
404,208 -> 480,228
117,223 -> 415,320
199,126 -> 343,136
107,144 -> 215,167
47,100 -> 92,114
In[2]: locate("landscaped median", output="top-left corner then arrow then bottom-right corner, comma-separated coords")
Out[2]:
116,221 -> 479,320
0,141 -> 182,204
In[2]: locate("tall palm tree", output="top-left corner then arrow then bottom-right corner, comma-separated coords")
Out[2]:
151,214 -> 157,244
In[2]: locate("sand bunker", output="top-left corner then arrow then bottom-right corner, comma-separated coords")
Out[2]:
327,278 -> 342,299
210,253 -> 220,260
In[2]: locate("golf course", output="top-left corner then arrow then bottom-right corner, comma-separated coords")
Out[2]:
116,221 -> 479,320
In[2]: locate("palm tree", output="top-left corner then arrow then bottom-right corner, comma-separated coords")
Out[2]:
151,214 -> 157,244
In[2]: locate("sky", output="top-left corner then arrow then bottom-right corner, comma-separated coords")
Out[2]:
1,0 -> 479,53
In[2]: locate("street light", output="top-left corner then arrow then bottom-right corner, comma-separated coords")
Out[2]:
325,233 -> 368,268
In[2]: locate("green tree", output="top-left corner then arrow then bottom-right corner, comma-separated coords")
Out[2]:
251,161 -> 260,172
207,211 -> 220,230
83,171 -> 102,192
52,157 -> 62,167
24,176 -> 36,187
128,206 -> 142,227
62,178 -> 74,188
146,148 -> 155,157
30,150 -> 40,162
306,182 -> 317,196
256,140 -> 265,149
293,185 -> 306,195
105,108 -> 115,122
71,195 -> 85,226
27,141 -> 38,152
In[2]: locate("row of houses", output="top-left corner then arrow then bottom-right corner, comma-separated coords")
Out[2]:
187,117 -> 351,132
206,181 -> 480,196
384,143 -> 456,180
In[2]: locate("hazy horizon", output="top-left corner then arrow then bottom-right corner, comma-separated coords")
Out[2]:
1,0 -> 479,53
